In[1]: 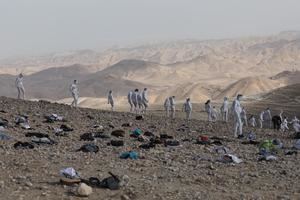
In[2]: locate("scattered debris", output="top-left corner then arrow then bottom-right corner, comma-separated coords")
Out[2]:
77,144 -> 99,153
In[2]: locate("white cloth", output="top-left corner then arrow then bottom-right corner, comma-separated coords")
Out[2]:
15,77 -> 24,88
183,101 -> 192,112
232,98 -> 242,137
249,117 -> 256,127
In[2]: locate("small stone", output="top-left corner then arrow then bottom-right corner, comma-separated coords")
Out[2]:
25,181 -> 33,187
0,181 -> 4,188
77,183 -> 92,197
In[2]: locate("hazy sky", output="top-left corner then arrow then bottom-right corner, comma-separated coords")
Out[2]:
0,0 -> 299,58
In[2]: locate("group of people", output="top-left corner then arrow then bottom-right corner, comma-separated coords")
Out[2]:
15,74 -> 300,138
127,88 -> 149,114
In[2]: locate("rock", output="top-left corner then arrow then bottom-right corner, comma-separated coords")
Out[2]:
25,181 -> 33,187
121,194 -> 130,200
77,183 -> 92,197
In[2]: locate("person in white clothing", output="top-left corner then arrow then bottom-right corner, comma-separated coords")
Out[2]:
211,106 -> 218,122
290,116 -> 300,133
205,100 -> 212,122
141,88 -> 149,113
232,94 -> 243,138
137,92 -> 144,113
240,107 -> 248,127
107,90 -> 114,111
164,97 -> 171,117
182,98 -> 192,120
259,111 -> 264,129
220,97 -> 229,122
281,116 -> 289,132
264,108 -> 272,128
131,89 -> 139,114
249,115 -> 257,127
70,80 -> 79,107
169,96 -> 176,119
127,91 -> 133,112
15,73 -> 25,100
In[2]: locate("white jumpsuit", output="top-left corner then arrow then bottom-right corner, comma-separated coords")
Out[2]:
164,98 -> 171,117
281,118 -> 289,132
15,76 -> 25,100
259,111 -> 264,129
128,91 -> 133,112
241,109 -> 248,127
183,101 -> 192,120
232,98 -> 243,137
221,99 -> 229,122
291,117 -> 300,132
108,93 -> 114,111
205,103 -> 212,121
137,93 -> 143,112
249,117 -> 257,127
264,109 -> 272,128
142,90 -> 149,112
70,83 -> 79,107
169,97 -> 176,119
131,92 -> 138,113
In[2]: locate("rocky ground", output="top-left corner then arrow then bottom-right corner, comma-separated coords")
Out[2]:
0,97 -> 299,200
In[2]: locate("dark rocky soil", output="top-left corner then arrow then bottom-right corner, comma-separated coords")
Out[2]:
0,97 -> 299,200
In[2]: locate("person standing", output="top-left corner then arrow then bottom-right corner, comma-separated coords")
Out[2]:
280,116 -> 289,132
169,96 -> 176,119
259,110 -> 264,129
15,73 -> 25,100
264,108 -> 272,128
137,91 -> 144,113
220,97 -> 229,122
205,100 -> 212,121
70,80 -> 79,107
164,97 -> 171,117
241,107 -> 248,127
142,88 -> 149,113
131,89 -> 139,114
182,98 -> 192,120
127,90 -> 133,112
232,94 -> 243,138
249,115 -> 257,127
107,90 -> 114,111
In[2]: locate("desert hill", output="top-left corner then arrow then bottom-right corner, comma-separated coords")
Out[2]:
214,76 -> 284,99
1,32 -> 300,106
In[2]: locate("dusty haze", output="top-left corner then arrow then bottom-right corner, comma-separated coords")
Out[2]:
0,0 -> 300,58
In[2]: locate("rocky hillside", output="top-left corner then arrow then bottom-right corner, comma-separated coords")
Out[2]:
0,97 -> 299,199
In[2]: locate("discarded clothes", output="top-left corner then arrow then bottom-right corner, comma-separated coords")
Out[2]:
14,141 -> 34,149
219,154 -> 243,164
0,132 -> 11,140
77,144 -> 99,153
130,128 -> 142,138
60,167 -> 80,179
120,151 -> 139,160
82,172 -> 120,190
164,140 -> 180,147
110,140 -> 124,147
111,130 -> 125,137
60,124 -> 73,132
25,132 -> 49,138
31,136 -> 56,145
